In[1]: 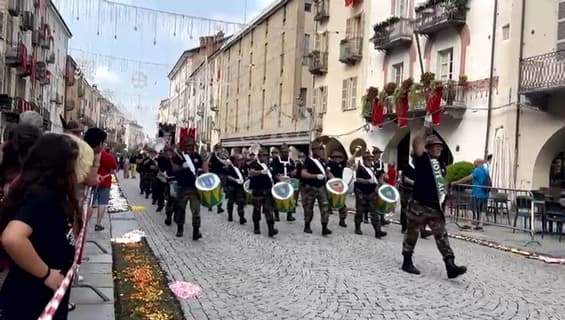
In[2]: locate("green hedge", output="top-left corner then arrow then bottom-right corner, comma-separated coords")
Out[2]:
446,161 -> 474,182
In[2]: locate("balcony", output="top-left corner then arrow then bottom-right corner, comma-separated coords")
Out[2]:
339,37 -> 363,65
520,50 -> 565,104
414,2 -> 467,35
372,18 -> 413,51
314,0 -> 329,22
308,50 -> 328,75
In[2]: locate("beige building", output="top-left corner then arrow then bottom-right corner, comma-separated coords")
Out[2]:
217,0 -> 314,149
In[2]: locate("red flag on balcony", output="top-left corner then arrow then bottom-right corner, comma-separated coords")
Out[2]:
396,96 -> 408,128
371,99 -> 384,128
345,0 -> 355,7
426,86 -> 443,126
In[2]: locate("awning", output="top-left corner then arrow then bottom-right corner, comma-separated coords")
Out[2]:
221,131 -> 311,148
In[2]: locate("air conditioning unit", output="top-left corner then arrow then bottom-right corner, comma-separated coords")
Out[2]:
8,0 -> 22,17
21,12 -> 34,31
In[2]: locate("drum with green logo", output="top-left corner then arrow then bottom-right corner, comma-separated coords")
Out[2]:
289,178 -> 300,196
243,180 -> 253,204
374,184 -> 400,215
195,173 -> 224,208
326,178 -> 348,209
271,182 -> 296,213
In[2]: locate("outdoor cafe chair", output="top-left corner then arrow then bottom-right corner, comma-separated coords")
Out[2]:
543,201 -> 565,242
487,192 -> 511,225
513,196 -> 533,233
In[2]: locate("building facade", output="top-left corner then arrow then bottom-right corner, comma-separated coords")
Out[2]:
125,120 -> 144,151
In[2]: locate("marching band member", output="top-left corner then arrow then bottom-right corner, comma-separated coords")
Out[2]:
225,154 -> 247,224
326,149 -> 349,228
269,147 -> 281,221
207,144 -> 228,214
248,147 -> 278,237
372,146 -> 390,226
354,151 -> 387,238
140,149 -> 158,199
270,144 -> 297,222
171,136 -> 204,240
301,141 -> 332,236
401,134 -> 466,278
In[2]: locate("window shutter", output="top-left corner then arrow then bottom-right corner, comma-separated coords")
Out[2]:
322,86 -> 328,114
342,79 -> 348,110
351,77 -> 358,110
315,33 -> 321,51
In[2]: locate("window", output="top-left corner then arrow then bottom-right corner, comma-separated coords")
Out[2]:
299,88 -> 307,107
303,33 -> 311,65
251,29 -> 254,47
502,24 -> 510,41
317,86 -> 328,114
263,43 -> 268,82
315,32 -> 328,51
247,95 -> 251,129
346,15 -> 363,39
265,18 -> 269,37
437,48 -> 454,81
305,0 -> 312,12
224,102 -> 229,133
226,66 -> 230,97
249,53 -> 253,89
342,77 -> 358,111
281,32 -> 285,76
237,60 -> 241,94
235,99 -> 239,132
278,83 -> 283,127
393,62 -> 404,85
261,89 -> 266,129
558,1 -> 565,51
395,0 -> 407,17
283,5 -> 287,24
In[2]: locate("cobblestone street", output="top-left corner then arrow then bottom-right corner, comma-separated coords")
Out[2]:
120,179 -> 565,320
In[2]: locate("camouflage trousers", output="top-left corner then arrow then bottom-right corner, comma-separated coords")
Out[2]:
169,186 -> 201,227
402,201 -> 454,258
252,190 -> 274,223
334,206 -> 348,220
302,185 -> 330,224
226,186 -> 245,218
355,192 -> 381,228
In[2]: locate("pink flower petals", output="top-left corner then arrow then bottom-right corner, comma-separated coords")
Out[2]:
168,281 -> 203,300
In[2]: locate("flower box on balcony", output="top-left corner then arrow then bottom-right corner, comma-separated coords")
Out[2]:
415,1 -> 467,35
308,50 -> 328,75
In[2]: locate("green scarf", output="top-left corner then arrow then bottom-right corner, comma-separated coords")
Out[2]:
430,157 -> 447,210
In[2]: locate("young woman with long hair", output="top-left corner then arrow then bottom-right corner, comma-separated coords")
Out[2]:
0,134 -> 81,320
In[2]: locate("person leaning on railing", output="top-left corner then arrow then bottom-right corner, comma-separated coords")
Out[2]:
452,159 -> 492,231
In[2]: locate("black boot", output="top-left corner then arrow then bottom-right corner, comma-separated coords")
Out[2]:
354,221 -> 363,235
156,205 -> 164,212
152,199 -> 157,205
363,212 -> 369,224
304,222 -> 312,234
239,211 -> 247,225
373,224 -> 387,239
267,222 -> 278,237
227,211 -> 233,222
401,254 -> 421,275
164,215 -> 172,226
217,205 -> 225,214
286,212 -> 296,222
321,223 -> 332,236
274,210 -> 280,222
253,221 -> 261,234
339,218 -> 347,228
192,226 -> 202,241
444,257 -> 467,279
176,224 -> 184,237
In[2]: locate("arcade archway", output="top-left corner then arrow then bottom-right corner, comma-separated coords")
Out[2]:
532,126 -> 565,189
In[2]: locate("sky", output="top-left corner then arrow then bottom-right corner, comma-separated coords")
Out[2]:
53,0 -> 276,137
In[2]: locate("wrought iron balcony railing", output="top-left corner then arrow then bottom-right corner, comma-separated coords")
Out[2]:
415,3 -> 467,35
520,50 -> 565,95
314,0 -> 329,22
339,37 -> 363,65
372,18 -> 413,51
308,50 -> 328,75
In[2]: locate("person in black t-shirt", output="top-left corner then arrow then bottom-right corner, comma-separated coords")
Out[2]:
326,149 -> 349,228
0,134 -> 80,320
372,146 -> 391,226
225,154 -> 247,224
207,144 -> 228,214
401,134 -> 467,279
171,137 -> 205,240
270,144 -> 297,222
153,150 -> 173,212
301,141 -> 332,236
141,149 -> 158,199
248,147 -> 278,237
354,152 -> 387,238
399,157 -> 433,238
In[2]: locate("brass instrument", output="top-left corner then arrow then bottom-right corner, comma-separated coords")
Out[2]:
349,138 -> 367,157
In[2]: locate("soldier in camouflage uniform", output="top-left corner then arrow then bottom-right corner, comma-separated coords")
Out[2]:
248,147 -> 278,237
401,134 -> 467,279
354,152 -> 387,238
326,149 -> 349,228
225,153 -> 247,224
300,141 -> 332,236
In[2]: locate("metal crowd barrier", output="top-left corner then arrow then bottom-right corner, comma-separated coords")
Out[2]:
447,184 -> 541,246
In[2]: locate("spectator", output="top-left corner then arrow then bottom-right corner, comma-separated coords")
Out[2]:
0,134 -> 81,320
454,159 -> 491,230
84,128 -> 117,232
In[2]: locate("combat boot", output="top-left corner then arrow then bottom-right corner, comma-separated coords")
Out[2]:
176,224 -> 184,237
164,216 -> 172,226
321,223 -> 332,236
373,224 -> 387,239
287,212 -> 296,222
339,217 -> 347,228
304,222 -> 312,234
363,212 -> 369,224
444,257 -> 467,279
274,210 -> 280,222
254,221 -> 261,234
227,210 -> 234,222
267,222 -> 278,237
354,221 -> 363,235
401,254 -> 421,275
239,212 -> 247,225
192,227 -> 202,241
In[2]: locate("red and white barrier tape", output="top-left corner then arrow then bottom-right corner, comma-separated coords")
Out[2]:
38,188 -> 94,320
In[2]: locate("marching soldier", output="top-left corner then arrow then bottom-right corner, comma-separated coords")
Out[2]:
270,144 -> 297,222
141,149 -> 158,199
326,149 -> 349,228
171,136 -> 204,240
301,141 -> 332,236
354,151 -> 387,238
401,134 -> 467,279
225,153 -> 247,224
372,146 -> 390,226
399,156 -> 433,238
248,147 -> 278,237
208,144 -> 228,214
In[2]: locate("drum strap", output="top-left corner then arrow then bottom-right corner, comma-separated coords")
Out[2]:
430,158 -> 447,209
278,156 -> 290,177
360,163 -> 377,184
258,161 -> 273,181
232,165 -> 244,182
311,158 -> 326,176
181,152 -> 196,175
